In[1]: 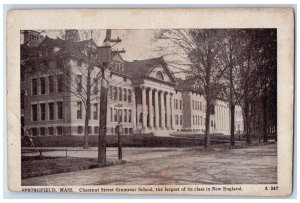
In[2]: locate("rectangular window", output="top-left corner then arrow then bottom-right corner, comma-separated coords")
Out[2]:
40,77 -> 46,94
94,126 -> 99,134
93,78 -> 98,95
114,86 -> 118,100
40,103 -> 46,121
48,127 -> 54,136
192,100 -> 195,110
118,109 -> 123,122
129,128 -> 133,134
49,76 -> 55,93
32,78 -> 38,95
57,101 -> 63,119
200,102 -> 202,111
128,89 -> 132,102
128,110 -> 132,123
31,128 -> 38,136
125,128 -> 128,134
175,115 -> 178,125
200,116 -> 202,126
93,103 -> 98,120
193,115 -> 195,125
110,107 -> 113,122
180,100 -> 182,110
76,74 -> 82,93
88,126 -> 92,134
31,104 -> 38,121
124,89 -> 127,102
48,102 -> 54,120
77,101 -> 82,119
114,109 -> 118,122
110,85 -> 113,100
176,99 -> 178,109
124,109 -> 127,122
40,127 -> 45,136
57,126 -> 63,136
77,126 -> 83,134
57,74 -> 64,92
180,115 -> 183,125
119,87 -> 122,101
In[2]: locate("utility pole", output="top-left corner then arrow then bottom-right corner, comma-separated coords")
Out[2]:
98,66 -> 108,164
97,29 -> 125,165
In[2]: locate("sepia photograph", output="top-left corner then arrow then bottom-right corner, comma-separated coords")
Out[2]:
20,28 -> 277,186
6,8 -> 294,196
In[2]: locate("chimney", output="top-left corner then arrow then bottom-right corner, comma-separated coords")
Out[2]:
103,29 -> 111,46
65,29 -> 80,42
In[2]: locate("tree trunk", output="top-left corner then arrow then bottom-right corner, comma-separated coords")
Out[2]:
204,100 -> 211,148
230,103 -> 235,146
244,99 -> 251,144
263,86 -> 268,142
83,103 -> 90,148
83,68 -> 92,149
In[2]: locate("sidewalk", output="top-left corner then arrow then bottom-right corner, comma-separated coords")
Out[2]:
22,143 -> 277,186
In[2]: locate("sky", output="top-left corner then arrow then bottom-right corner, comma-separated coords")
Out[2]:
40,29 -> 187,79
42,29 -> 162,62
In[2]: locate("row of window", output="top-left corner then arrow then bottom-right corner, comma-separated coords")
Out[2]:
110,108 -> 132,123
192,100 -> 205,112
174,115 -> 183,126
77,126 -> 98,134
77,102 -> 99,120
31,75 -> 64,96
31,101 -> 63,122
110,61 -> 125,72
29,125 -> 134,136
76,75 -> 99,95
110,127 -> 133,135
109,86 -> 132,103
192,115 -> 203,126
31,74 -> 100,96
78,126 -> 134,135
174,99 -> 182,110
31,126 -> 63,136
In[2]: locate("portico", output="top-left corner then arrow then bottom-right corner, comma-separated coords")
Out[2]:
135,84 -> 175,134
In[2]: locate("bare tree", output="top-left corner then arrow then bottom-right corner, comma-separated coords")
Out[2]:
236,29 -> 277,144
155,29 -> 227,148
55,30 -> 102,148
219,29 -> 243,146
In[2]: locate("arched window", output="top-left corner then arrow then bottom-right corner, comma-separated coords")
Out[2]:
156,71 -> 164,80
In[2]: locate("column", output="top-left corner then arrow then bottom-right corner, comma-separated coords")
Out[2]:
166,92 -> 171,129
142,87 -> 147,129
154,89 -> 159,129
170,93 -> 173,129
216,105 -> 219,132
132,88 -> 137,130
160,91 -> 165,129
148,88 -> 154,128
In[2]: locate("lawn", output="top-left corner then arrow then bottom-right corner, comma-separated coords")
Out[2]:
21,155 -> 125,179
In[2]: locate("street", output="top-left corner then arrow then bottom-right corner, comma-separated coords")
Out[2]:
22,144 -> 277,186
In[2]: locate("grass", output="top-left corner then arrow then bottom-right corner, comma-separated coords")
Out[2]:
22,133 -> 209,148
21,155 -> 125,179
21,133 -> 276,148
